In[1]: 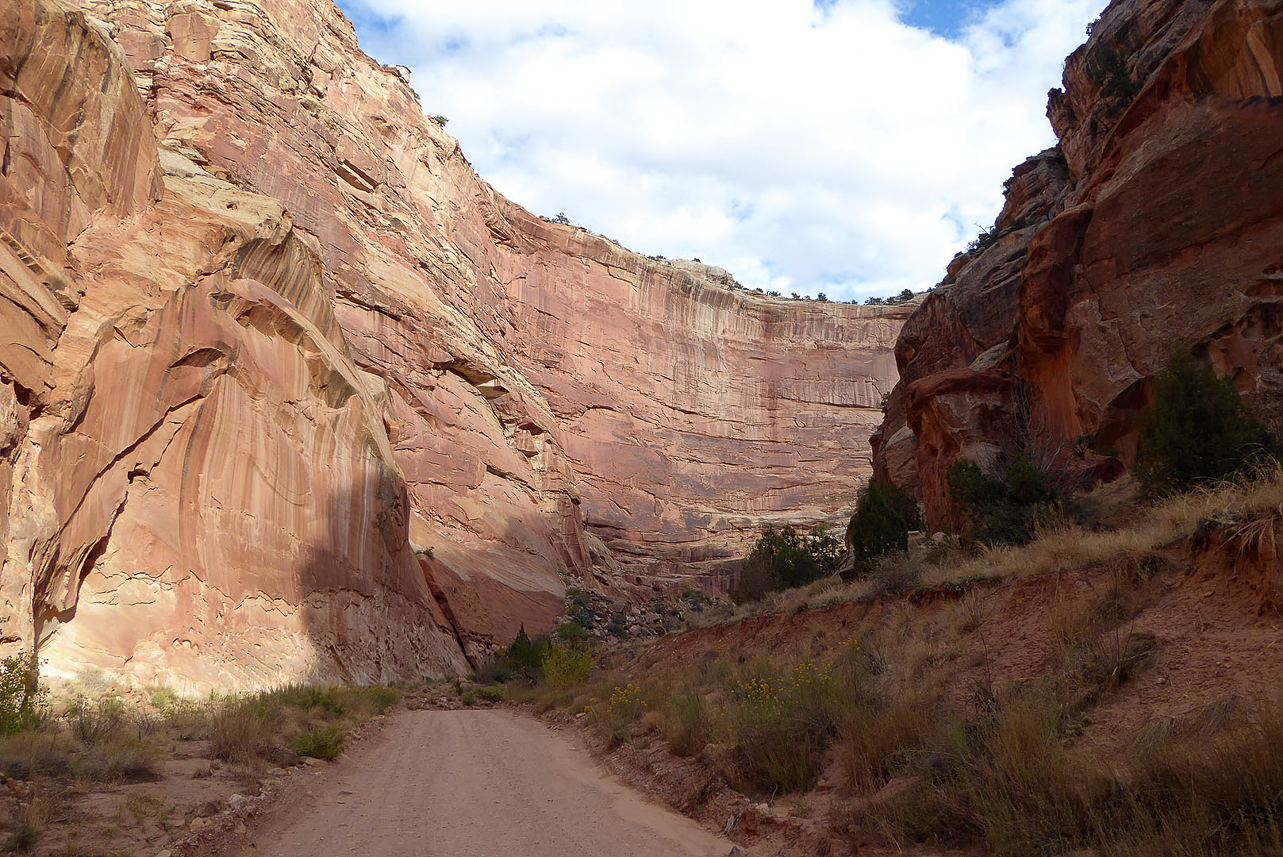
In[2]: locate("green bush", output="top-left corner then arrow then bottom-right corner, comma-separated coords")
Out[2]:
947,457 -> 1057,545
475,685 -> 504,703
805,525 -> 844,574
732,526 -> 838,603
0,652 -> 44,736
1092,47 -> 1139,116
723,661 -> 840,793
1137,351 -> 1277,492
506,626 -> 547,677
209,706 -> 276,763
849,482 -> 919,567
542,644 -> 593,689
295,725 -> 345,760
554,621 -> 587,641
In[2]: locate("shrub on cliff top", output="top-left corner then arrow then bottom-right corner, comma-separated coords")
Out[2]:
1137,351 -> 1278,493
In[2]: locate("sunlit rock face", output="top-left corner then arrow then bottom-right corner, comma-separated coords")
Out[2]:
874,0 -> 1283,531
0,0 -> 907,690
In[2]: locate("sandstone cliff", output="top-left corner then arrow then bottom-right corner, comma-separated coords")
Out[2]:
0,0 -> 907,690
874,0 -> 1283,530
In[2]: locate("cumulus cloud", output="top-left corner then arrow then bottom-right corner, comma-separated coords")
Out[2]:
337,0 -> 1100,299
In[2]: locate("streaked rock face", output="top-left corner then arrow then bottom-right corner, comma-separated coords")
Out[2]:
0,0 -> 906,690
875,0 -> 1283,530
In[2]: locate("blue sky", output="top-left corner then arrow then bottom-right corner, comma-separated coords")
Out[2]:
899,0 -> 1003,36
333,0 -> 1099,300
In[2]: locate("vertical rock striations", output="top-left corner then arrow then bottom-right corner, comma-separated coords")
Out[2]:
0,0 -> 908,689
874,0 -> 1283,530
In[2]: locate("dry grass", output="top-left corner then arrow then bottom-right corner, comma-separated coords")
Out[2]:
691,467 -> 1283,628
0,681 -> 400,850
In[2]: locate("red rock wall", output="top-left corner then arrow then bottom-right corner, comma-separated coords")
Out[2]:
0,0 -> 907,690
875,0 -> 1283,530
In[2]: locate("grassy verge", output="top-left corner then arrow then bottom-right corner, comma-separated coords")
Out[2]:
483,470 -> 1283,855
0,678 -> 399,851
686,465 -> 1283,627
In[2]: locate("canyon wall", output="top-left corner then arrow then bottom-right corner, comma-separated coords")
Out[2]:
874,0 -> 1283,529
0,0 -> 906,691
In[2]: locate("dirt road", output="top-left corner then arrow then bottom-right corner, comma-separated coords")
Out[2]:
247,708 -> 735,857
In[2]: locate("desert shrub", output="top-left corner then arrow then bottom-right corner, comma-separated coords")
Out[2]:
472,657 -> 515,685
837,693 -> 936,794
2,824 -> 36,853
295,725 -> 345,760
732,526 -> 836,603
1092,47 -> 1139,115
0,652 -> 45,735
947,457 -> 1057,545
145,684 -> 178,710
475,685 -> 504,703
554,621 -> 587,641
67,697 -> 128,746
967,225 -> 1000,254
866,555 -> 926,598
849,481 -> 919,567
162,700 -> 213,740
590,683 -> 650,745
722,661 -> 840,793
1137,351 -> 1277,493
874,689 -> 1283,857
73,735 -> 160,782
660,688 -> 709,757
505,626 -> 548,677
542,644 -> 593,689
209,705 -> 276,763
872,689 -> 1109,854
364,685 -> 399,714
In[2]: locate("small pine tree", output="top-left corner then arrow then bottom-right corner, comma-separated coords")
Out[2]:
848,482 -> 914,566
731,526 -> 823,603
805,525 -> 844,573
1136,351 -> 1277,492
1092,48 -> 1139,116
506,626 -> 544,675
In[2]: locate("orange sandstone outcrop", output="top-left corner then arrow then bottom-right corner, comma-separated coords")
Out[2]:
0,0 -> 907,690
874,0 -> 1283,530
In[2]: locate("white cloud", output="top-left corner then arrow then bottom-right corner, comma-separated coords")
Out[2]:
339,0 -> 1100,300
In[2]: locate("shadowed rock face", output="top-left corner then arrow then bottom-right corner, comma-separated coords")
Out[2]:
874,0 -> 1283,531
0,0 -> 907,690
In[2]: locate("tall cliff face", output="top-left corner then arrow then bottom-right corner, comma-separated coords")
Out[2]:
0,0 -> 907,691
874,0 -> 1283,529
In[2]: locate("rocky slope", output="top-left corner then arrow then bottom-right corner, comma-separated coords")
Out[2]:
0,0 -> 907,690
874,0 -> 1283,529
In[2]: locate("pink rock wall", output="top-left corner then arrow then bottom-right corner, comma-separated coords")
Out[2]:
0,0 -> 907,690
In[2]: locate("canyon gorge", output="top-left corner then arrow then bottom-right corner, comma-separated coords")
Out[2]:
0,0 -> 909,691
5,0 -> 1281,695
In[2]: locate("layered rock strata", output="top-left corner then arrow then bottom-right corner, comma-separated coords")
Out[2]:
874,0 -> 1283,529
0,0 -> 907,690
